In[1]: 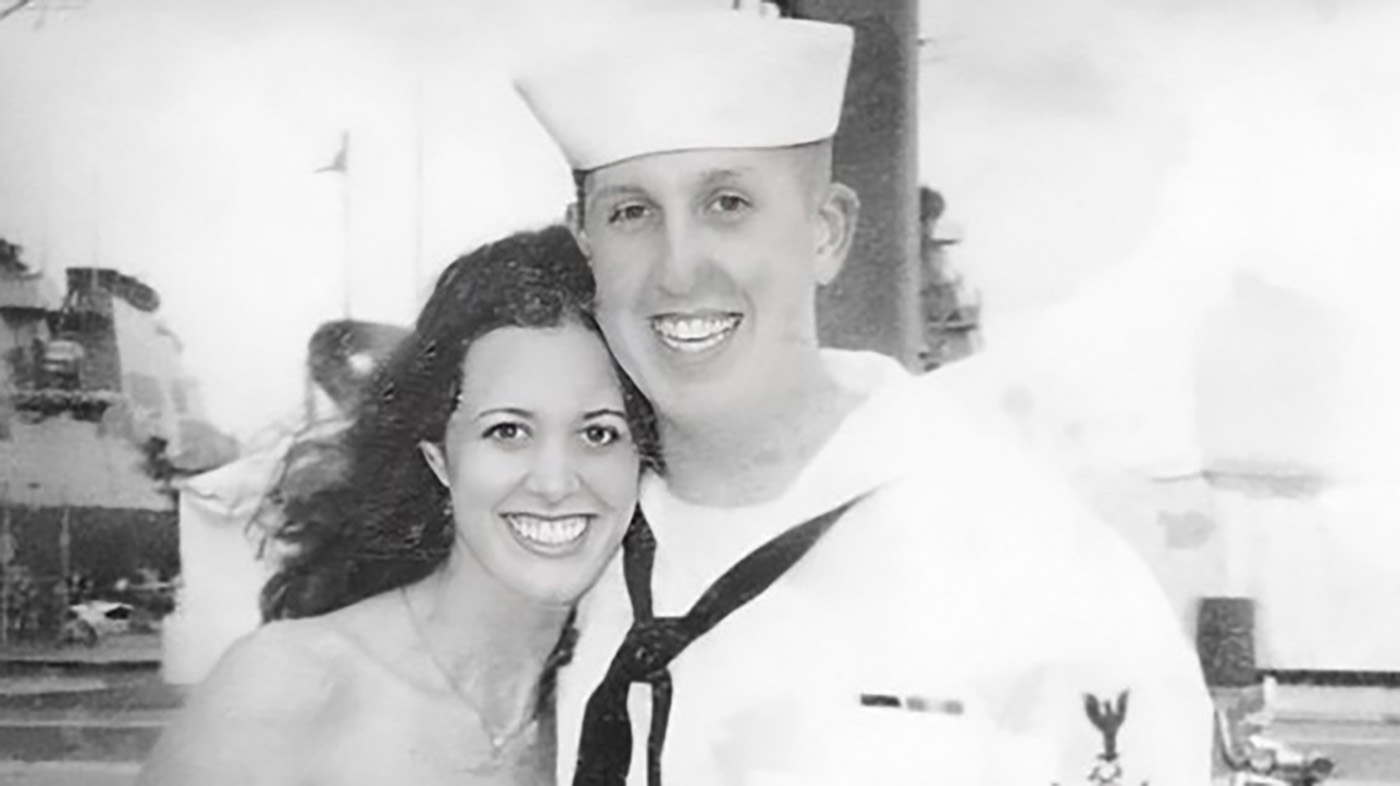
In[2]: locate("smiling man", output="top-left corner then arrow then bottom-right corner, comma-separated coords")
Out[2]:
517,8 -> 1213,785
574,140 -> 859,507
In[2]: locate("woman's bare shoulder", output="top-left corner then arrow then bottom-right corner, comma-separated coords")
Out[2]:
208,619 -> 347,706
136,619 -> 351,786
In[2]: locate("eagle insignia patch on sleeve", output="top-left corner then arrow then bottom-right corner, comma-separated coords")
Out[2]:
1076,690 -> 1148,786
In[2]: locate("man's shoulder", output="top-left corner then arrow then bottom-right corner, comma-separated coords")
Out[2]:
812,354 -> 1151,596
879,383 -> 1092,531
837,353 -> 1038,466
851,379 -> 1166,612
873,444 -> 1149,595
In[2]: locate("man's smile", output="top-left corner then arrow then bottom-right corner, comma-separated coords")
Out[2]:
649,312 -> 742,354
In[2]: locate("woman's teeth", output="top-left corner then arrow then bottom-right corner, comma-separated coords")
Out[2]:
505,514 -> 589,546
651,314 -> 740,353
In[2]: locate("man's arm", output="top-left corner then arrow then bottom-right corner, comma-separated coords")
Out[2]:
980,519 -> 1216,786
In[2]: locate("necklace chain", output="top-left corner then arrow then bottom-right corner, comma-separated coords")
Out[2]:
399,585 -> 539,774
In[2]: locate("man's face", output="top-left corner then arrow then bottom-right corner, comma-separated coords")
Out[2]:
573,145 -> 851,420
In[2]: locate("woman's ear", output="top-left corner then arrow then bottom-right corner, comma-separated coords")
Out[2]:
814,182 -> 860,286
418,441 -> 451,488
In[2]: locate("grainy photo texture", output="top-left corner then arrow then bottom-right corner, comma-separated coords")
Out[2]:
2,1 -> 1398,785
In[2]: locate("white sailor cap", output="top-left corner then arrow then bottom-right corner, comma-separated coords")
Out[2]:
514,10 -> 854,172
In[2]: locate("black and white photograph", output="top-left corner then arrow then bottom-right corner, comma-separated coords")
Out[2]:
2,0 -> 1398,783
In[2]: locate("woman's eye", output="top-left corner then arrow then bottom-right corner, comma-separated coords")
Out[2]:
607,203 -> 650,225
484,422 -> 528,444
581,425 -> 622,448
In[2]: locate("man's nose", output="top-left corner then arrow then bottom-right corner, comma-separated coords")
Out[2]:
656,214 -> 703,295
524,438 -> 581,503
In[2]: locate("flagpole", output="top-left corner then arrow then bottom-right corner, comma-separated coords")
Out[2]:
315,130 -> 352,318
39,131 -> 52,279
412,70 -> 426,302
91,107 -> 103,268
340,162 -> 352,320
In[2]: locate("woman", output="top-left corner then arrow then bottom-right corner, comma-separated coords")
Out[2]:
139,226 -> 657,786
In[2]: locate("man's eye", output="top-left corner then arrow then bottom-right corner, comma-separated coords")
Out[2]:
607,203 -> 650,224
581,425 -> 622,448
484,422 -> 529,444
709,193 -> 751,214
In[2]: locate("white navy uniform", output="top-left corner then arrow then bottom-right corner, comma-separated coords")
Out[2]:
555,351 -> 1214,785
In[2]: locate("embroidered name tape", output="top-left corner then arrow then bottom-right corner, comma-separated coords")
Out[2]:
858,693 -> 964,715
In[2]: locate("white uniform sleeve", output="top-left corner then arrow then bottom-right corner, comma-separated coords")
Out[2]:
914,379 -> 1217,786
978,514 -> 1217,786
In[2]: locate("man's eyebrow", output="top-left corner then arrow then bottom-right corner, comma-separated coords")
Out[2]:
587,184 -> 648,203
698,167 -> 751,186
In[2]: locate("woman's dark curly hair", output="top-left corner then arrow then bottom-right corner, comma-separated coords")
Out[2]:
259,225 -> 659,621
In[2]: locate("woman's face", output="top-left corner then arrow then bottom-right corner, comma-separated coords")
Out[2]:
424,322 -> 639,606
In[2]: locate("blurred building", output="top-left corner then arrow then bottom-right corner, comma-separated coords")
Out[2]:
917,187 -> 980,371
940,262 -> 1400,682
0,242 -> 235,638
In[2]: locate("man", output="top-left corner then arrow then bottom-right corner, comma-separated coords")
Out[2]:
516,8 -> 1213,785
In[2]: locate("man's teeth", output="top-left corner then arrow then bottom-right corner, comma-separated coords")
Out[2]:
506,514 -> 589,546
652,315 -> 739,352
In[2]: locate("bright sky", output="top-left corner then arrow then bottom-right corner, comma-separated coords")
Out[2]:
925,0 -> 1400,481
3,0 -> 1399,461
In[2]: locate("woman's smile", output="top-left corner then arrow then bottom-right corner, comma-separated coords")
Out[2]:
502,512 -> 594,553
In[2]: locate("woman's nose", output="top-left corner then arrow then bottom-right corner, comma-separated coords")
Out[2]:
524,439 -> 582,503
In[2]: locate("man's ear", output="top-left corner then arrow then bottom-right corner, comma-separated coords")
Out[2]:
565,203 -> 592,259
418,441 -> 451,488
814,182 -> 860,286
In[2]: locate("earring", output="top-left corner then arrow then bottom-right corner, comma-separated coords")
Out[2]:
439,496 -> 457,538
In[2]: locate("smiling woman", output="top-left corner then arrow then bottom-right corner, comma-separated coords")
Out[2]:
419,322 -> 643,607
136,225 -> 659,786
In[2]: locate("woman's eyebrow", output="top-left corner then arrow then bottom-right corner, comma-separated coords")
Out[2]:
583,407 -> 628,419
474,406 -> 533,420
